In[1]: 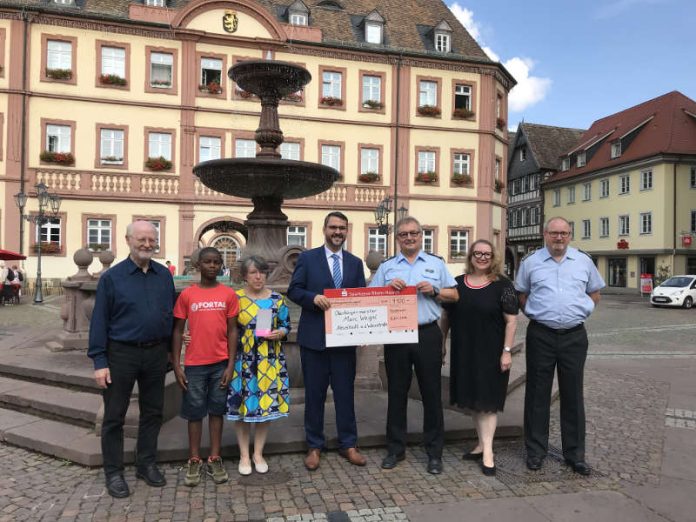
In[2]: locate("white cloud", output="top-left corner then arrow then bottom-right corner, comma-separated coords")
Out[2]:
447,2 -> 551,113
504,57 -> 552,112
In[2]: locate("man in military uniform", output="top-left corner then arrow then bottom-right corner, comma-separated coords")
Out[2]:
515,216 -> 605,475
370,216 -> 458,474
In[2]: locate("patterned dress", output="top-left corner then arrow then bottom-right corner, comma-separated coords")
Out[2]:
226,289 -> 291,423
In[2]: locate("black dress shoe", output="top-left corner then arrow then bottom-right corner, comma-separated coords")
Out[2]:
427,457 -> 443,475
526,456 -> 543,470
136,464 -> 166,487
462,450 -> 483,461
565,459 -> 591,476
481,462 -> 496,476
381,453 -> 405,469
105,474 -> 130,498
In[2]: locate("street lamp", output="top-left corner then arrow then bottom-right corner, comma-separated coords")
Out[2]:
14,182 -> 62,304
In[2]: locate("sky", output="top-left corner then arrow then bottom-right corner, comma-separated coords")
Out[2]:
447,0 -> 696,131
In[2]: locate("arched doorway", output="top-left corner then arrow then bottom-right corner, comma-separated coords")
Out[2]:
211,235 -> 241,269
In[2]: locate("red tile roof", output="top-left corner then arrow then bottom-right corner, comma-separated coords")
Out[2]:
545,91 -> 696,184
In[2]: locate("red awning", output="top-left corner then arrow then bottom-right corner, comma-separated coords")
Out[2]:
0,249 -> 27,261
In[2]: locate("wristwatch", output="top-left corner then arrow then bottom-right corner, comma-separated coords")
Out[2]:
503,346 -> 512,353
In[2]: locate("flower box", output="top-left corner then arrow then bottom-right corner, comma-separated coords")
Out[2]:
451,174 -> 472,185
450,251 -> 467,260
101,156 -> 123,164
494,179 -> 505,192
31,242 -> 60,254
236,88 -> 254,99
199,81 -> 222,94
283,92 -> 303,102
150,79 -> 172,88
453,108 -> 475,119
145,156 -> 172,171
88,243 -> 111,252
416,172 -> 438,183
417,105 -> 441,117
40,151 -> 75,166
321,96 -> 343,107
46,68 -> 72,80
99,74 -> 127,86
496,117 -> 506,130
358,172 -> 380,183
362,99 -> 384,110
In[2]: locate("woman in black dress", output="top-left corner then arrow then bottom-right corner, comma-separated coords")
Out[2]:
441,239 -> 518,476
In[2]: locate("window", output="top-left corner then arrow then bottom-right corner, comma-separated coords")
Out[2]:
101,46 -> 126,78
87,219 -> 112,251
523,176 -> 531,192
569,221 -> 575,240
235,139 -> 256,158
520,148 -> 527,161
289,13 -> 307,25
280,142 -> 301,160
368,228 -> 387,257
520,208 -> 528,226
582,219 -> 591,239
691,166 -> 696,188
47,39 -> 72,71
362,75 -> 381,106
287,225 -> 307,247
641,169 -> 653,190
418,80 -> 437,107
530,173 -> 539,190
567,186 -> 576,204
145,0 -> 166,6
422,229 -> 434,253
531,207 -> 540,225
52,0 -> 74,4
640,212 -> 652,234
620,174 -> 630,194
148,132 -> 171,160
600,178 -> 609,198
418,151 -> 436,174
435,32 -> 451,53
600,217 -> 609,237
553,188 -> 560,207
100,129 -> 124,164
38,217 -> 61,246
46,124 -> 71,153
145,219 -> 162,253
583,182 -> 591,201
561,157 -> 570,171
199,136 -> 221,163
200,57 -> 222,87
449,230 -> 468,259
495,158 -> 501,180
576,152 -> 586,167
322,71 -> 342,99
360,148 -> 379,174
150,52 -> 173,88
453,153 -> 470,175
321,145 -> 341,171
365,22 -> 382,44
619,215 -> 630,236
692,210 -> 696,233
611,141 -> 621,159
454,84 -> 472,111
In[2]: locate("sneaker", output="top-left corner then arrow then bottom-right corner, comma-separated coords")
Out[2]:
207,456 -> 229,484
184,457 -> 203,487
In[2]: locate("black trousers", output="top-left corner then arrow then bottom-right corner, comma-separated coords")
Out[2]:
384,322 -> 444,458
101,341 -> 168,477
524,321 -> 588,462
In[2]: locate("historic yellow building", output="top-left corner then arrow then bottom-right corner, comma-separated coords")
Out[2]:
543,91 -> 696,290
0,0 -> 514,280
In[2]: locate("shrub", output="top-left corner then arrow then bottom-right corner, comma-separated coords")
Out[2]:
145,156 -> 173,171
416,171 -> 438,183
321,96 -> 343,106
40,151 -> 75,165
453,108 -> 475,119
358,172 -> 379,183
417,105 -> 441,117
99,74 -> 127,86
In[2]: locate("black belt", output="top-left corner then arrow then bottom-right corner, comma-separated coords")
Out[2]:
418,321 -> 439,330
111,338 -> 166,348
530,320 -> 584,335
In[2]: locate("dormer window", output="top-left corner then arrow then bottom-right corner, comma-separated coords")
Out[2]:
577,151 -> 586,168
610,140 -> 621,159
364,10 -> 385,45
145,0 -> 165,6
520,148 -> 527,161
288,0 -> 309,26
434,20 -> 453,53
53,0 -> 75,4
561,157 -> 570,171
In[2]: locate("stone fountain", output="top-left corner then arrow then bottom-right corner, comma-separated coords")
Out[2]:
193,60 -> 339,284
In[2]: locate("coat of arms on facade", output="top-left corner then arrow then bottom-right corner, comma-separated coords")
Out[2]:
223,10 -> 238,33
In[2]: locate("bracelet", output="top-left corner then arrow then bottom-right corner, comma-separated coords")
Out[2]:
503,346 -> 512,353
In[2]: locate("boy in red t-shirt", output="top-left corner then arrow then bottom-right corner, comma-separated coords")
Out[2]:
172,247 -> 239,486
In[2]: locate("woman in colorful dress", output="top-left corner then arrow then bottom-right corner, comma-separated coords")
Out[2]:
226,256 -> 291,475
441,239 -> 518,476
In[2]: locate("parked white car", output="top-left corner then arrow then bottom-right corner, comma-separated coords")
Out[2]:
650,275 -> 696,309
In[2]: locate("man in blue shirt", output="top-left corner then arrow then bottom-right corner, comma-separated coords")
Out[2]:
515,216 -> 605,475
370,216 -> 458,474
88,220 -> 176,498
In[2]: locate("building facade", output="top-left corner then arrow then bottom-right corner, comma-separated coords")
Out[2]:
0,0 -> 514,280
543,91 -> 696,291
505,122 -> 583,275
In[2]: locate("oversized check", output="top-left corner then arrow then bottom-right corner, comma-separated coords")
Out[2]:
323,286 -> 418,347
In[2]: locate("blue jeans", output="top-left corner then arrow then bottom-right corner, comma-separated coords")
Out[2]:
180,360 -> 229,421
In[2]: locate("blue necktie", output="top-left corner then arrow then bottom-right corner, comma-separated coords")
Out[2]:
331,253 -> 342,288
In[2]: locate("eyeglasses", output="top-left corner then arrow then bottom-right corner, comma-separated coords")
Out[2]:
472,251 -> 493,259
397,230 -> 421,239
547,231 -> 570,238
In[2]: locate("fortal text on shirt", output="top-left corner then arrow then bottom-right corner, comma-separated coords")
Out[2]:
190,301 -> 228,312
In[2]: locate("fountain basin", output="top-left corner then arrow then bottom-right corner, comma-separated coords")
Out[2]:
231,59 -> 312,98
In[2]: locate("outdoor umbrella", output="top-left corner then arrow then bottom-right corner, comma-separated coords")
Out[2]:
0,249 -> 26,261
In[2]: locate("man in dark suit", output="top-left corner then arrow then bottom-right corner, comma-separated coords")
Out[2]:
288,211 -> 367,471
